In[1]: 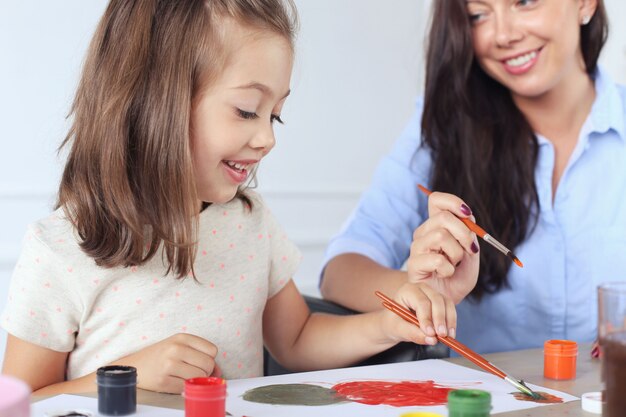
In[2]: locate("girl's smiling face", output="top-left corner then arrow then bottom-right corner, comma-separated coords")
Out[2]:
467,0 -> 596,101
190,21 -> 293,204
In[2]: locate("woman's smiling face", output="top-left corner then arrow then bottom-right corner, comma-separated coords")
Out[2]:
467,0 -> 596,100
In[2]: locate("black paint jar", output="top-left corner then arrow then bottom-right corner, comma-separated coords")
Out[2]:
96,365 -> 137,416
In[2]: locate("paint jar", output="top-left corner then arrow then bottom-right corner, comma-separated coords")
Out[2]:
0,375 -> 30,417
598,282 -> 626,417
543,339 -> 577,380
96,365 -> 137,416
184,377 -> 227,417
447,389 -> 491,417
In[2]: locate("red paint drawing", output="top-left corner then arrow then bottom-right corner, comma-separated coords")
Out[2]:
331,380 -> 454,407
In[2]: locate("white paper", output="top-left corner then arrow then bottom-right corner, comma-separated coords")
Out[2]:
31,394 -> 184,417
226,359 -> 578,417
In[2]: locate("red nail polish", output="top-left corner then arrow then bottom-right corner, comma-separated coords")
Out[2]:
471,242 -> 479,253
460,204 -> 472,216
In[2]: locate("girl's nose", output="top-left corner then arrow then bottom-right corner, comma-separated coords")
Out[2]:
250,124 -> 276,154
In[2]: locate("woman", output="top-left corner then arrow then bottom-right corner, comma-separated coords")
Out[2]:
321,0 -> 626,353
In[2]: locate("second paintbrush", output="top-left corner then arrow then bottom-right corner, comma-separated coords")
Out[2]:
375,291 -> 543,400
417,184 -> 523,268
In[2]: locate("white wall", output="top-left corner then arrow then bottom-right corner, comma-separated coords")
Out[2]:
1,1 -> 625,367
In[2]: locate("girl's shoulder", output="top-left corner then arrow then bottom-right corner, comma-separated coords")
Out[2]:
25,208 -> 79,251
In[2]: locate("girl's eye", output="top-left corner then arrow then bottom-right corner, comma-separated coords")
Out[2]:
270,114 -> 284,124
517,0 -> 537,7
237,109 -> 258,120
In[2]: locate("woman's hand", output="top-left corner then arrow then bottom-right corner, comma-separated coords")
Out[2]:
408,191 -> 480,304
381,282 -> 457,345
113,333 -> 220,393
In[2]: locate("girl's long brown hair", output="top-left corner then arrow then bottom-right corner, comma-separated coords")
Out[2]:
421,0 -> 608,300
57,0 -> 297,278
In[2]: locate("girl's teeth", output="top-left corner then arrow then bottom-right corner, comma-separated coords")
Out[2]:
506,51 -> 537,67
226,161 -> 248,171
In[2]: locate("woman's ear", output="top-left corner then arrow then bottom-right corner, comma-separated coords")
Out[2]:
579,0 -> 598,25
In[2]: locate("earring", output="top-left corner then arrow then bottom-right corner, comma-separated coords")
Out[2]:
581,15 -> 591,25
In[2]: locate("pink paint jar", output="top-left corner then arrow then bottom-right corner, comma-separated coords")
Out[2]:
0,375 -> 30,417
184,377 -> 227,417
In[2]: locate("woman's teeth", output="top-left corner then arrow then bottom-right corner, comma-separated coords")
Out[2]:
506,51 -> 537,67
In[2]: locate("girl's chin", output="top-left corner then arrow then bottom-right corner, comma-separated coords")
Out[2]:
199,188 -> 238,205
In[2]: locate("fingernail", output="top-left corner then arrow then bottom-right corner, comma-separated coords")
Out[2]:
449,328 -> 456,338
437,325 -> 447,336
460,204 -> 472,216
425,336 -> 437,345
471,241 -> 479,253
426,326 -> 436,336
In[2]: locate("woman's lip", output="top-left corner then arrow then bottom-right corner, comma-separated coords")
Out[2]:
501,48 -> 541,76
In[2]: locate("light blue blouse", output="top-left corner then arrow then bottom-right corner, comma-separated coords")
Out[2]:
323,68 -> 626,353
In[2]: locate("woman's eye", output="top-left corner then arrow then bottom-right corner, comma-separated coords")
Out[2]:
270,114 -> 284,124
237,109 -> 258,120
467,11 -> 486,24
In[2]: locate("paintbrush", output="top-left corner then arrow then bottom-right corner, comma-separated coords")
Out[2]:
375,290 -> 544,400
417,184 -> 523,268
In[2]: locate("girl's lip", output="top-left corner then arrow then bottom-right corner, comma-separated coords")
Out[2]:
222,161 -> 249,184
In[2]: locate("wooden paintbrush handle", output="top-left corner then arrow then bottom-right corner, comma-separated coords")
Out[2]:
378,293 -> 506,379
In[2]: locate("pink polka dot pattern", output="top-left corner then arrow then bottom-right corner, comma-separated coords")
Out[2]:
1,191 -> 300,381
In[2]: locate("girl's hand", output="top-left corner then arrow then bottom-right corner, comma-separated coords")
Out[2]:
113,333 -> 220,393
408,191 -> 480,304
381,282 -> 457,345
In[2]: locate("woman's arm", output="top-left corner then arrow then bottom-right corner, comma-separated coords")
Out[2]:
322,191 -> 480,310
264,279 -> 455,372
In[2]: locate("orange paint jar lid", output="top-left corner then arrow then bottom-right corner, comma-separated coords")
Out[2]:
544,339 -> 578,356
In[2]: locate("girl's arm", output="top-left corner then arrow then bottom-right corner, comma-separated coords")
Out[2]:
263,280 -> 454,372
321,254 -> 409,312
2,334 -> 97,394
2,332 -> 220,395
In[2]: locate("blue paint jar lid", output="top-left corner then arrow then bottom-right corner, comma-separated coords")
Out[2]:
96,366 -> 137,388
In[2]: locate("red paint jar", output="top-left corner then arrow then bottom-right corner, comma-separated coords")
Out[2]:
184,377 -> 227,417
544,339 -> 578,380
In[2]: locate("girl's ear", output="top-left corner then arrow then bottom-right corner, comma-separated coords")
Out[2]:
579,0 -> 598,25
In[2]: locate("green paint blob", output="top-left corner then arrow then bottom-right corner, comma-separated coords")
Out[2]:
242,383 -> 346,406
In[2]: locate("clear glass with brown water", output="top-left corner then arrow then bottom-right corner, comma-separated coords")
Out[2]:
598,282 -> 626,417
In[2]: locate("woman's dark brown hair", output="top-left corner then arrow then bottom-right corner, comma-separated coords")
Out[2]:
421,0 -> 608,300
56,0 -> 298,278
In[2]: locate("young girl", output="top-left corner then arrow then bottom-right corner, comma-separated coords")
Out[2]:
1,0 -> 458,395
322,0 -> 625,353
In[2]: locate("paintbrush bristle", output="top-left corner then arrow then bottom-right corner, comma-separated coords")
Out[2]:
519,380 -> 545,400
509,253 -> 523,268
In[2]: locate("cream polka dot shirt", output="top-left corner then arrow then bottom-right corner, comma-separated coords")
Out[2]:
1,191 -> 300,380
